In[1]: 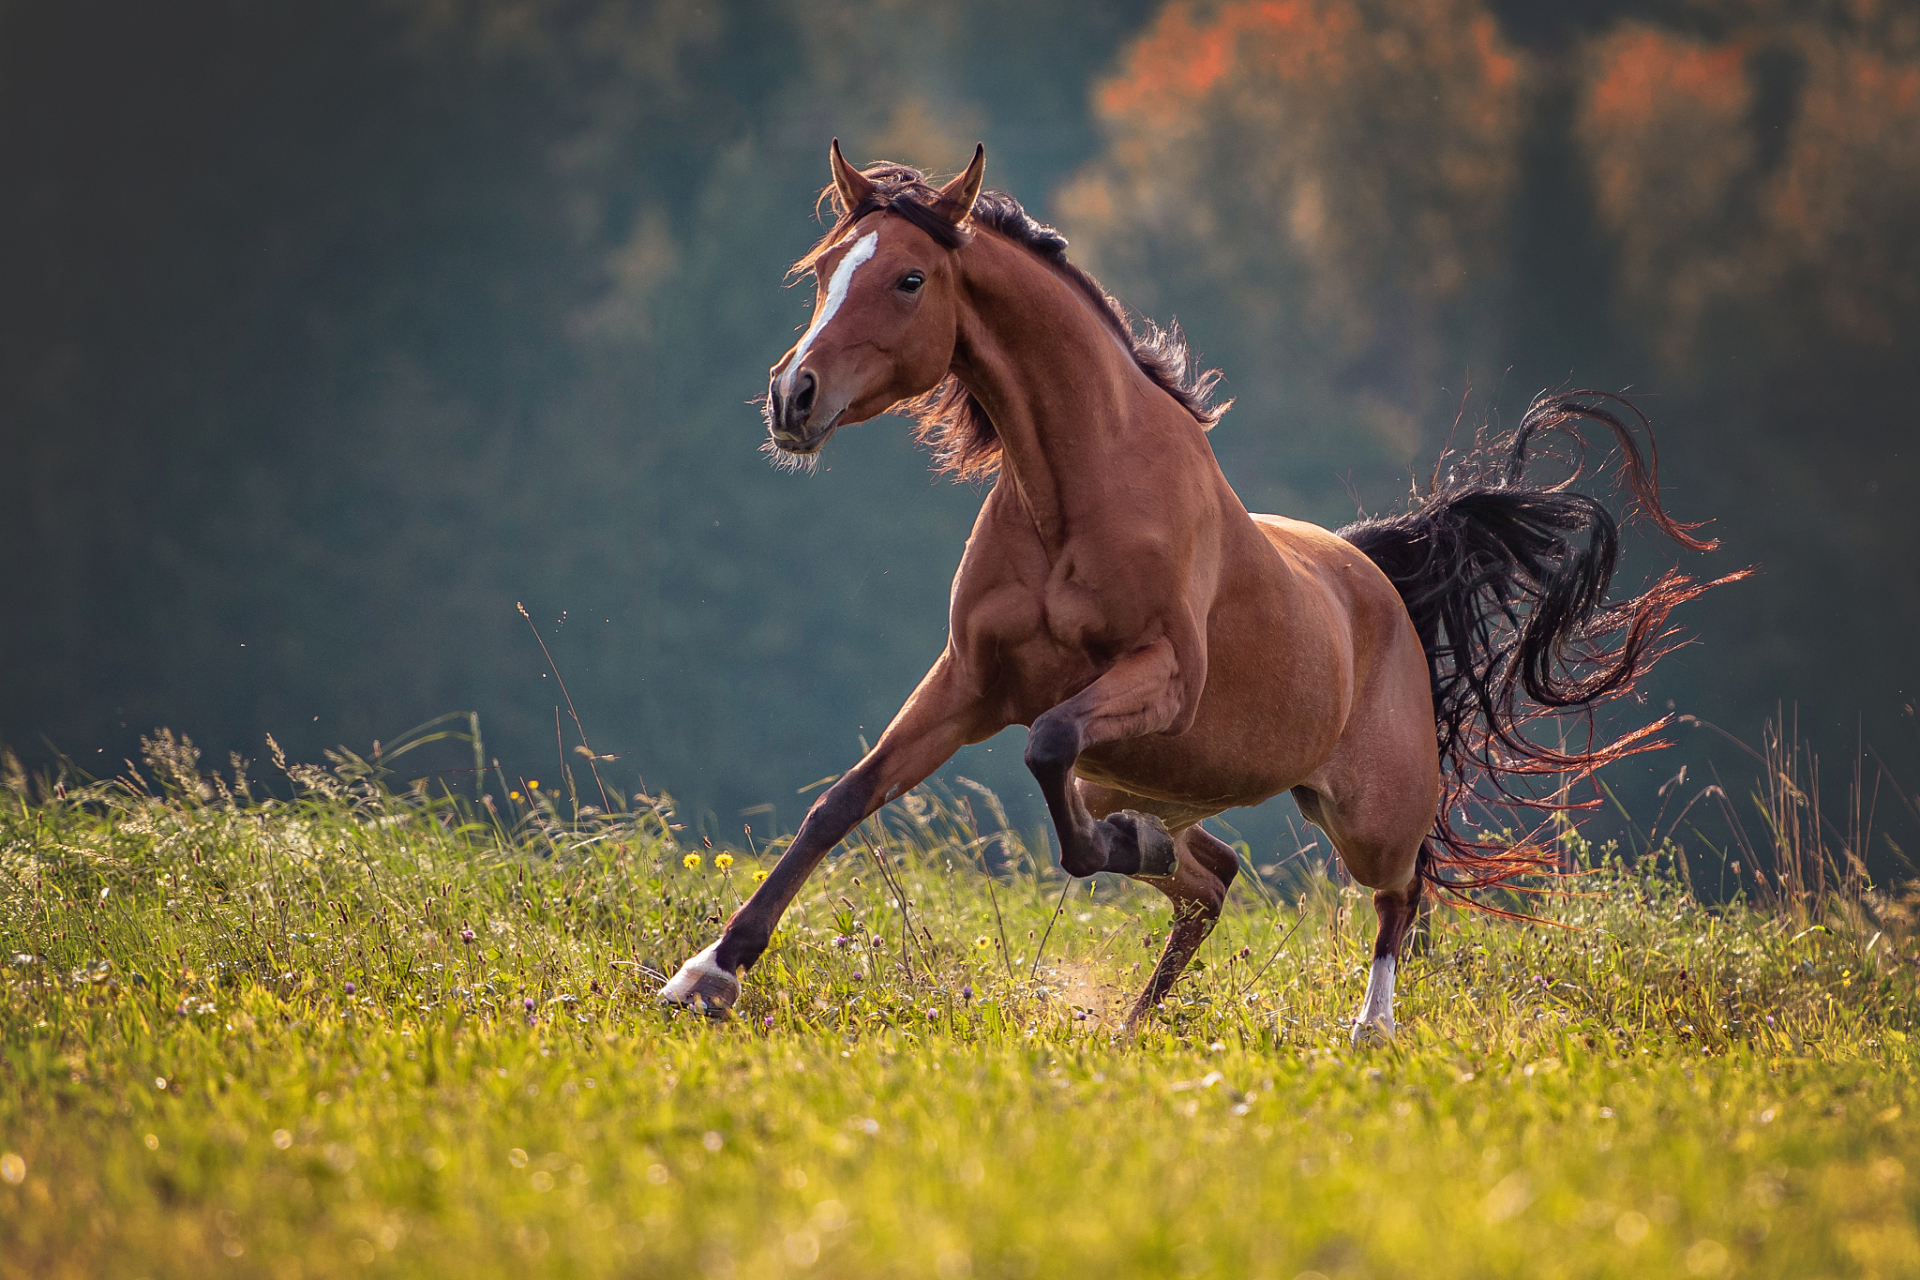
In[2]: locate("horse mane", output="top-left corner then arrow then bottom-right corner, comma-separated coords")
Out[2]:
790,162 -> 1227,480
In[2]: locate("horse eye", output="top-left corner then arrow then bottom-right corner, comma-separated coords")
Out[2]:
899,271 -> 925,294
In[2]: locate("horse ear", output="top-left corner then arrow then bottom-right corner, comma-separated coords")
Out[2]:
830,138 -> 874,214
935,143 -> 986,224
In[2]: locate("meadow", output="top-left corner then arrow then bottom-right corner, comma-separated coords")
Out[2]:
2,729 -> 1917,1279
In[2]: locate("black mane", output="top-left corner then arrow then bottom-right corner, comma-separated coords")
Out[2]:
793,162 -> 1227,479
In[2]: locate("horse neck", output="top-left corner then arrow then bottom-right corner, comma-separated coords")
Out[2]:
950,233 -> 1196,551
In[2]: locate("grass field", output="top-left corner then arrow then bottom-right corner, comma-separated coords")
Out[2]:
3,732 -> 1918,1279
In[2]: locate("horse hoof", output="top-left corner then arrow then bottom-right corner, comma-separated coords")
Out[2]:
1108,810 -> 1177,877
1350,1016 -> 1397,1048
660,941 -> 740,1014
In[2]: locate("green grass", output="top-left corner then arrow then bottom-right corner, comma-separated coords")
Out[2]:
3,733 -> 1918,1279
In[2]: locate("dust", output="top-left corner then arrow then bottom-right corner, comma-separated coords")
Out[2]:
1036,958 -> 1130,1033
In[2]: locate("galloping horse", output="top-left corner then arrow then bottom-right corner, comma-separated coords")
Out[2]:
663,142 -> 1722,1041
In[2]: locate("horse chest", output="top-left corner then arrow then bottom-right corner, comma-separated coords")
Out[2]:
1039,572 -> 1109,649
953,568 -> 1167,726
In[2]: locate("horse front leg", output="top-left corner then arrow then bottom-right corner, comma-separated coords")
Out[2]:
660,655 -> 989,1011
1023,636 -> 1189,879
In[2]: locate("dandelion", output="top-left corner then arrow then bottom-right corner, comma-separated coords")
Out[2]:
529,780 -> 540,790
975,936 -> 992,951
714,852 -> 734,871
683,853 -> 702,871
509,791 -> 522,801
752,869 -> 770,883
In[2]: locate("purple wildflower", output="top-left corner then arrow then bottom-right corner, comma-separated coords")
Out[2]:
961,984 -> 973,1002
461,927 -> 475,945
344,981 -> 355,996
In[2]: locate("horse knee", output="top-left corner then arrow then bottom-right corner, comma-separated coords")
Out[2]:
1024,715 -> 1079,777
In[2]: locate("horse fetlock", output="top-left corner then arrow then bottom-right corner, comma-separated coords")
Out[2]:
1058,837 -> 1107,879
1102,809 -> 1176,877
660,940 -> 742,1014
1351,1014 -> 1397,1048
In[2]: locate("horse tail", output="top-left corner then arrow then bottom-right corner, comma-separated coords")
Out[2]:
1337,390 -> 1747,903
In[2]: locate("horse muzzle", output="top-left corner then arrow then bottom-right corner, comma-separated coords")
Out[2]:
767,368 -> 841,453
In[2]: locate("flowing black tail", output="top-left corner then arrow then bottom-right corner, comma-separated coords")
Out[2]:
1337,390 -> 1746,899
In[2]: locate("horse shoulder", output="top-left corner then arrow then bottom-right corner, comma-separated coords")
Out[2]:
944,485 -> 1047,661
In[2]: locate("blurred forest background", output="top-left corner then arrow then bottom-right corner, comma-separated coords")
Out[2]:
3,0 -> 1916,862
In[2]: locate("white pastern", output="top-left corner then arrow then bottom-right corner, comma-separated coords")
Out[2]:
781,230 -> 879,394
1351,954 -> 1397,1046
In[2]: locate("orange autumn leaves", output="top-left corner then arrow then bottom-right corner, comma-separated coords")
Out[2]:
1062,0 -> 1920,425
1057,0 -> 1527,462
1580,14 -> 1920,353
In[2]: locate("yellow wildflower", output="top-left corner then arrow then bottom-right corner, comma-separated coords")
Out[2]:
752,869 -> 770,883
508,791 -> 521,801
975,936 -> 993,951
528,780 -> 540,790
682,853 -> 702,870
714,852 -> 735,871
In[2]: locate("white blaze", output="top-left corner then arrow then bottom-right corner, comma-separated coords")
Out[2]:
781,230 -> 878,395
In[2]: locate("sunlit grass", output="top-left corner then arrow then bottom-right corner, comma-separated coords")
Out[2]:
2,734 -> 1918,1279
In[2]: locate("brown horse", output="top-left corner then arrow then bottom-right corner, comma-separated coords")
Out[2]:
662,142 -> 1723,1041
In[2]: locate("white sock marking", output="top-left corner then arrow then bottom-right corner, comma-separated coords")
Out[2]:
660,939 -> 737,1005
1358,954 -> 1397,1031
781,229 -> 878,395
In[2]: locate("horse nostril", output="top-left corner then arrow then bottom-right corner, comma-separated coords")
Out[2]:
767,380 -> 783,420
791,370 -> 816,418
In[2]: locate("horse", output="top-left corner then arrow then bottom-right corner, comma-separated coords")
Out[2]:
662,141 -> 1726,1042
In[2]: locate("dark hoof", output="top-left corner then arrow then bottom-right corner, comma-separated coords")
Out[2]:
1104,810 -> 1177,878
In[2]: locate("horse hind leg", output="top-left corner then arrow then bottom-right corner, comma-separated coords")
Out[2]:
1122,824 -> 1239,1032
1352,843 -> 1430,1047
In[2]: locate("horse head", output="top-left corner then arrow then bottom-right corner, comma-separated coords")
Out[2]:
765,140 -> 985,457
